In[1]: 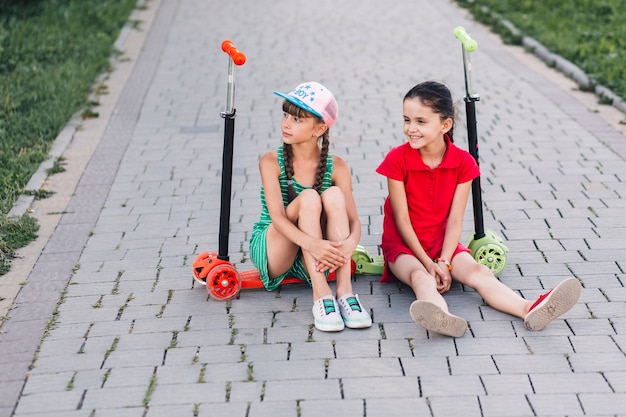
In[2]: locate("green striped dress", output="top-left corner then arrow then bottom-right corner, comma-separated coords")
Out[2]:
249,145 -> 334,291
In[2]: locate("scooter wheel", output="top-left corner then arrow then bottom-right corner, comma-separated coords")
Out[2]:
472,242 -> 508,277
206,264 -> 242,300
192,251 -> 219,285
352,246 -> 373,275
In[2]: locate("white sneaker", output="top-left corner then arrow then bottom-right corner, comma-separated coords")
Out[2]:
337,294 -> 372,329
312,295 -> 345,332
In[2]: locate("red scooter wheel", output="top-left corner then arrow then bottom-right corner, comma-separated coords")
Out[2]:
206,264 -> 242,300
192,251 -> 218,285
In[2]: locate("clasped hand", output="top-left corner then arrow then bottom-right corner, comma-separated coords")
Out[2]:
426,262 -> 452,294
310,239 -> 351,273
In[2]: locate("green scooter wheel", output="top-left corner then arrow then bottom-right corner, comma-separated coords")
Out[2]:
352,245 -> 385,275
469,241 -> 508,276
467,229 -> 509,276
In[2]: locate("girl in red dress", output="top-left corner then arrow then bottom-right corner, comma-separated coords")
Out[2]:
376,81 -> 581,337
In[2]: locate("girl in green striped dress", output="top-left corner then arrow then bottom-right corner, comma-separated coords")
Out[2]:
249,82 -> 372,332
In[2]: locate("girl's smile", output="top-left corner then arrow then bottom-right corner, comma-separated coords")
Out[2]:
402,98 -> 449,151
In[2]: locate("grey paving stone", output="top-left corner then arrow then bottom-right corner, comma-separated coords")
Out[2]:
233,400 -> 295,417
13,390 -> 84,415
569,335 -> 623,354
523,335 -> 575,354
449,354 -> 500,375
253,359 -> 326,381
568,351 -> 626,373
299,399 -> 364,417
103,347 -> 166,368
152,364 -> 205,385
481,374 -> 534,396
604,370 -> 626,393
479,394 -> 535,417
0,381 -> 23,408
531,371 -> 612,394
579,392 -> 626,415
342,375 -> 419,399
362,397 -> 432,417
427,395 -> 482,417
456,337 -> 530,356
262,379 -> 342,402
528,394 -> 585,415
79,385 -> 148,410
492,353 -> 572,374
146,382 -> 234,406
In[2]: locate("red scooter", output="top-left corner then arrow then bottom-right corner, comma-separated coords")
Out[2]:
192,40 -> 382,300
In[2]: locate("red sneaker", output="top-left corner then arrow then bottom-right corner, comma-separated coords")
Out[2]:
524,278 -> 581,330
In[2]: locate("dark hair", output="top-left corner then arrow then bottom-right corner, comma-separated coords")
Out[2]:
281,100 -> 330,203
404,81 -> 455,142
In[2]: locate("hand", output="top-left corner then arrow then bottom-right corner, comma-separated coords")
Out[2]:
309,239 -> 348,273
434,264 -> 452,294
427,262 -> 451,294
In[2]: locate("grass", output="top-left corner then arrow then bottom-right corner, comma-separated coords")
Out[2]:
454,0 -> 626,101
0,0 -> 138,275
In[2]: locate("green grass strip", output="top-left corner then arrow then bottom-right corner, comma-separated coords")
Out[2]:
0,0 -> 137,275
454,0 -> 626,100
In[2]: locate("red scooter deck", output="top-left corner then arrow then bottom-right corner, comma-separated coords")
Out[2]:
193,250 -> 354,300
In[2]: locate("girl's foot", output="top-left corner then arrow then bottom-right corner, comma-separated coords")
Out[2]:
312,295 -> 345,332
409,300 -> 467,337
524,277 -> 581,330
337,294 -> 372,329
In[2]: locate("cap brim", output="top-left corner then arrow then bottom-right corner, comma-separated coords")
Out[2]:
274,91 -> 324,120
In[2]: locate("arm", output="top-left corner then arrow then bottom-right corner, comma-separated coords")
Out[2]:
436,180 -> 472,292
440,180 -> 472,262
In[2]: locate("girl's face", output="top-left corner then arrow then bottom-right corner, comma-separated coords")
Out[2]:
402,98 -> 452,150
281,111 -> 326,145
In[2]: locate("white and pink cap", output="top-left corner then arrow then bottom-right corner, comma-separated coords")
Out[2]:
274,82 -> 338,128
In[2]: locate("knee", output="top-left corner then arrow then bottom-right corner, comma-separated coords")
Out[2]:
321,186 -> 345,211
460,262 -> 495,288
298,189 -> 322,214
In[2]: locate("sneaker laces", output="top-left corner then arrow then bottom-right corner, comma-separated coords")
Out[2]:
343,295 -> 363,313
321,297 -> 337,315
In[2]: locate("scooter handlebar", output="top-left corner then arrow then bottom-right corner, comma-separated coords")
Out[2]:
221,40 -> 246,66
453,26 -> 478,52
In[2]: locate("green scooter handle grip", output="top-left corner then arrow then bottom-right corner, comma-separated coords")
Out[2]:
453,26 -> 478,52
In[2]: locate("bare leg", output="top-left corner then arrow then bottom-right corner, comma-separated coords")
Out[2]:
451,252 -> 532,318
265,189 -> 330,300
389,253 -> 449,312
289,189 -> 333,300
389,253 -> 467,337
320,186 -> 352,299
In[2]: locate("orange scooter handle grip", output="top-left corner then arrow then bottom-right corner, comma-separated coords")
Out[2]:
221,39 -> 246,65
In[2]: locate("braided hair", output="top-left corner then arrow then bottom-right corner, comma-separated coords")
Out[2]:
281,100 -> 330,203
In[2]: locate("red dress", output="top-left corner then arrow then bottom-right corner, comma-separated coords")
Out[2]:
376,136 -> 480,282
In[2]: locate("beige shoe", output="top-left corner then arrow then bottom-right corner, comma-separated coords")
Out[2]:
524,277 -> 581,331
409,300 -> 467,338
